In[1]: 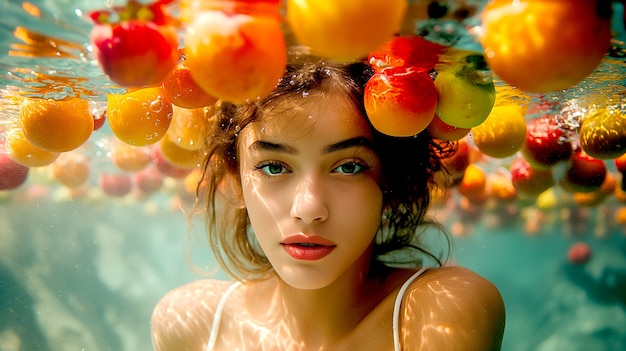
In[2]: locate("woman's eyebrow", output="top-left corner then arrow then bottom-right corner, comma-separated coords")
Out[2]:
248,140 -> 297,154
248,136 -> 375,155
323,137 -> 376,154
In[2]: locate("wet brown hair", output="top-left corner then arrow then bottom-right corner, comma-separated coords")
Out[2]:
200,51 -> 452,281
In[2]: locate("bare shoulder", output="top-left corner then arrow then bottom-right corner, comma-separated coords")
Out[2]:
401,266 -> 506,351
150,279 -> 235,351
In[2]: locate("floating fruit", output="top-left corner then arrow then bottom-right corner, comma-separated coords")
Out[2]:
434,52 -> 495,129
51,152 -> 91,188
567,241 -> 591,264
20,97 -> 94,153
107,86 -> 173,146
427,114 -> 470,141
89,0 -> 180,87
480,0 -> 612,92
471,104 -> 526,158
560,151 -> 607,193
111,143 -> 153,172
5,128 -> 59,167
521,115 -> 573,170
510,157 -> 555,197
99,173 -> 133,197
152,146 -> 193,178
287,0 -> 407,61
457,163 -> 487,200
364,67 -> 437,137
368,34 -> 446,73
134,166 -> 164,196
158,136 -> 205,169
166,106 -> 211,151
162,60 -> 219,109
185,3 -> 286,103
0,153 -> 29,190
579,108 -> 626,159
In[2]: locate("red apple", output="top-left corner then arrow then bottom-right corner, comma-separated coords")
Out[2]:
0,153 -> 29,190
367,34 -> 446,72
364,67 -> 437,137
521,115 -> 573,169
510,157 -> 555,197
89,0 -> 180,87
559,151 -> 607,193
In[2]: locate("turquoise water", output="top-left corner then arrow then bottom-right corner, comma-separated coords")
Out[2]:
1,0 -> 626,350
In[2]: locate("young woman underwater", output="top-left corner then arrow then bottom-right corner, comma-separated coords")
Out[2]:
151,51 -> 505,351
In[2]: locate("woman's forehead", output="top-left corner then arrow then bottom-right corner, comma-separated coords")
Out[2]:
239,94 -> 372,146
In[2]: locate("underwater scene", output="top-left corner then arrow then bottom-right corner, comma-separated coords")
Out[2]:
1,0 -> 625,350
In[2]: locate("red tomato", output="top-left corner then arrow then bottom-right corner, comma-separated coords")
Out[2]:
89,0 -> 180,87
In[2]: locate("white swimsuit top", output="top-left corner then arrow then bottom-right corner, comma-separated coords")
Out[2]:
206,266 -> 429,351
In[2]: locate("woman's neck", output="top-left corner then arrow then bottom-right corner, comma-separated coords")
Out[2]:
271,249 -> 389,347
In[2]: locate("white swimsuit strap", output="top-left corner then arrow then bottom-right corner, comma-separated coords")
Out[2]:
206,281 -> 242,351
392,267 -> 429,351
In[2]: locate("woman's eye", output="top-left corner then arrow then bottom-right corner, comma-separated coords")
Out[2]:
256,162 -> 289,176
333,161 -> 368,175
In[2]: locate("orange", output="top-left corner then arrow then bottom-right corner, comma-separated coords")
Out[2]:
471,104 -> 527,158
111,143 -> 153,172
107,86 -> 173,146
5,128 -> 59,167
166,105 -> 211,151
20,97 -> 93,152
480,0 -> 612,92
158,136 -> 205,169
51,152 -> 91,188
286,0 -> 406,61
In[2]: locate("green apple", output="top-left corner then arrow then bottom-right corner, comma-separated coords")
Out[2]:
434,52 -> 496,129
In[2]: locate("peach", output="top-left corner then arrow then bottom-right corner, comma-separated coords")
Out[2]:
185,8 -> 286,103
364,67 -> 437,137
162,60 -> 219,109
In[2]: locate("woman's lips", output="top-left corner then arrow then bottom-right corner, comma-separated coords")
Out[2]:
281,234 -> 336,260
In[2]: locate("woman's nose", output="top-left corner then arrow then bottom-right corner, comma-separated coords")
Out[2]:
290,178 -> 328,223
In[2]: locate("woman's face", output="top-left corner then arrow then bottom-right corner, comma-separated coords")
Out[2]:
238,94 -> 383,290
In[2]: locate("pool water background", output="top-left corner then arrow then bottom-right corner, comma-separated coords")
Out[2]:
2,180 -> 626,351
1,0 -> 626,350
